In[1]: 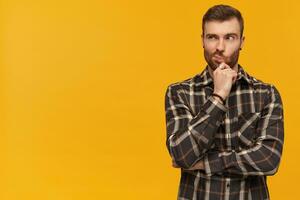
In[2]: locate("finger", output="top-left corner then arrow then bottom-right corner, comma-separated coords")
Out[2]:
221,70 -> 237,79
223,68 -> 237,74
223,64 -> 231,69
220,68 -> 233,73
218,62 -> 226,70
219,62 -> 230,69
232,76 -> 237,83
213,64 -> 224,73
231,72 -> 238,81
229,71 -> 238,77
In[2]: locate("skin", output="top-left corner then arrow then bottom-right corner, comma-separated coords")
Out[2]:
172,17 -> 245,171
203,17 -> 245,100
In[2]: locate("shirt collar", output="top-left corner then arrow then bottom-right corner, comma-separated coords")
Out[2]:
236,64 -> 253,85
195,64 -> 253,86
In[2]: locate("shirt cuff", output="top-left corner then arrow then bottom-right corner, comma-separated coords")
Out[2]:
203,95 -> 228,118
189,95 -> 227,129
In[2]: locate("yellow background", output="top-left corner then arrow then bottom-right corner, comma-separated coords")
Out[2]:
1,0 -> 298,199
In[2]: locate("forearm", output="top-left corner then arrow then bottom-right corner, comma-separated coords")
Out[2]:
172,159 -> 205,170
165,85 -> 227,169
203,85 -> 284,176
203,138 -> 283,176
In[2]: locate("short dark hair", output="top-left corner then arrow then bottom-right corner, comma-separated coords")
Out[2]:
202,4 -> 244,37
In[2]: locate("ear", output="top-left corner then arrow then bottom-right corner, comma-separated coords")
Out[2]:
240,36 -> 245,50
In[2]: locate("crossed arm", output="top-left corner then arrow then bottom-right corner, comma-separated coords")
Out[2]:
165,84 -> 284,176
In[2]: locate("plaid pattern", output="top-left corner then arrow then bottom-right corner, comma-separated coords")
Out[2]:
164,64 -> 284,200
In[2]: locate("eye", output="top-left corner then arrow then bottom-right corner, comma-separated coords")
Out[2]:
207,35 -> 217,40
226,35 -> 235,40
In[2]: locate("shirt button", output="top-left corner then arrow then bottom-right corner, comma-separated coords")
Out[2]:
226,183 -> 230,188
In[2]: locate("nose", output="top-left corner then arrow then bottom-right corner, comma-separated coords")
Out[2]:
216,39 -> 225,52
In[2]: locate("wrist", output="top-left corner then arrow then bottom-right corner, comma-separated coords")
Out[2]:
212,93 -> 226,105
212,95 -> 223,104
213,91 -> 227,99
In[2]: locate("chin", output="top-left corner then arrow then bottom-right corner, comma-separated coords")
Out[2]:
208,63 -> 218,71
211,61 -> 221,70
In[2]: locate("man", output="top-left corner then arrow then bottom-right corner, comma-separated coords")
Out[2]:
164,4 -> 284,200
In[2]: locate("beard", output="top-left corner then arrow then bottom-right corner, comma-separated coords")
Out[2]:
204,48 -> 240,71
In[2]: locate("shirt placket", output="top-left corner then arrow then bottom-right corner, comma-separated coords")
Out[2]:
224,100 -> 232,151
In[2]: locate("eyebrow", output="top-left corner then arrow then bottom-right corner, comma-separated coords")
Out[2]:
205,33 -> 239,37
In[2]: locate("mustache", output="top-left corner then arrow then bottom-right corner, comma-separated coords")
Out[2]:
213,52 -> 225,57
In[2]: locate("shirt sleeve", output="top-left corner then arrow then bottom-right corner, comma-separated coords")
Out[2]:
203,85 -> 284,176
164,84 -> 227,169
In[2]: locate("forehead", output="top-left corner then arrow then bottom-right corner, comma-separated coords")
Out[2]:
203,17 -> 241,36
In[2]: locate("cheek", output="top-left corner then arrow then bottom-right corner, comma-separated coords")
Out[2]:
225,44 -> 240,56
204,44 -> 215,54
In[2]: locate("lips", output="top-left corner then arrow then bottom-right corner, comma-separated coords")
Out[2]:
212,55 -> 225,62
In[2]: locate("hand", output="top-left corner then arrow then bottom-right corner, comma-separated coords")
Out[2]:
213,62 -> 238,99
